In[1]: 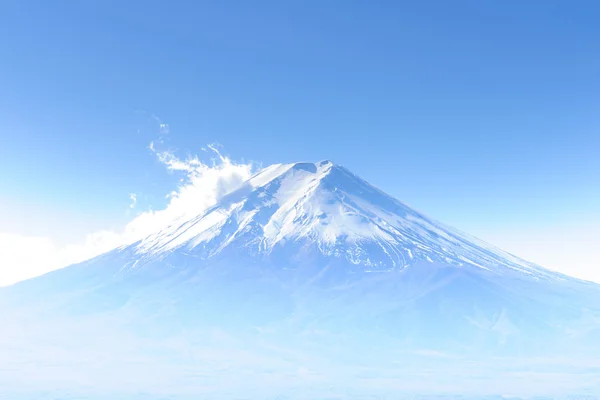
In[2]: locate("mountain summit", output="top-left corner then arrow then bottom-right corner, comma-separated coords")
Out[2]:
135,160 -> 556,280
2,161 -> 600,398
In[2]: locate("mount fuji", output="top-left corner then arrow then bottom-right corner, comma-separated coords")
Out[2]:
2,161 -> 600,399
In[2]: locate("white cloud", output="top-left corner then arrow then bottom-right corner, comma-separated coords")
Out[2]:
472,220 -> 600,284
0,138 -> 255,286
0,229 -> 130,285
159,123 -> 169,135
129,193 -> 137,209
0,233 -> 62,285
140,141 -> 255,233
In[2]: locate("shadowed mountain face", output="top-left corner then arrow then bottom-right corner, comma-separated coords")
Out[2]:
2,161 -> 600,398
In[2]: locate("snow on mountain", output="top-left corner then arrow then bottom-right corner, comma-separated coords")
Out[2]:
132,160 -> 563,281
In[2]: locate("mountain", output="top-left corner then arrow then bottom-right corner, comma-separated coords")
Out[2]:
2,161 -> 600,399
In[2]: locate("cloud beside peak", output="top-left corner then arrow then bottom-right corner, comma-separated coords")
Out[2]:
124,141 -> 256,245
0,124 -> 256,286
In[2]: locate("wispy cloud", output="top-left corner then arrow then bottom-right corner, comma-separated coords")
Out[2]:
0,120 -> 256,286
125,136 -> 255,247
159,123 -> 169,135
129,193 -> 137,209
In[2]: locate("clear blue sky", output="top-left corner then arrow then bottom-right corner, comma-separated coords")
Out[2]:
1,1 -> 599,279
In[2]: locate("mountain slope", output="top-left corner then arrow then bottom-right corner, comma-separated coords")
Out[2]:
1,161 -> 600,398
133,161 -> 566,279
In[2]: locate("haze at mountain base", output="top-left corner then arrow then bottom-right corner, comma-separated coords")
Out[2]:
1,161 -> 599,398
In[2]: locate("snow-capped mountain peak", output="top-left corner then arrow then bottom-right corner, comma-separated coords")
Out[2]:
132,161 -> 561,281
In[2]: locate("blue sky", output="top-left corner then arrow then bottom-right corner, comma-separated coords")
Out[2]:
1,1 -> 599,284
